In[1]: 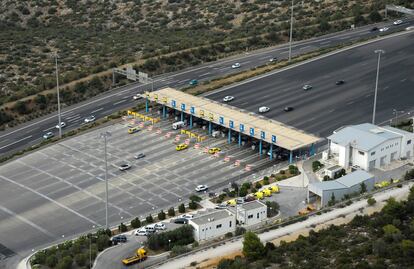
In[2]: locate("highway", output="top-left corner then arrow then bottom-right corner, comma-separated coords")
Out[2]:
207,30 -> 414,137
1,20 -> 413,158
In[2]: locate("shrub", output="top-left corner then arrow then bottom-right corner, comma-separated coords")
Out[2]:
312,161 -> 323,172
169,206 -> 177,216
242,182 -> 251,189
75,253 -> 86,267
191,241 -> 199,248
147,225 -> 194,251
146,215 -> 154,223
255,182 -> 262,189
46,254 -> 58,268
131,217 -> 141,228
56,256 -> 72,269
170,245 -> 190,257
367,197 -> 376,206
189,195 -> 202,202
235,227 -> 246,236
225,232 -> 233,238
189,201 -> 197,210
178,203 -> 185,213
118,222 -> 127,233
158,210 -> 166,220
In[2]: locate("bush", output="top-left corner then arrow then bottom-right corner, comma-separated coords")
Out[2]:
242,182 -> 251,189
46,255 -> 58,268
56,256 -> 72,269
146,215 -> 154,223
191,241 -> 199,248
235,227 -> 246,236
312,161 -> 323,172
189,201 -> 197,210
169,207 -> 176,216
368,197 -> 376,206
147,225 -> 194,251
170,245 -> 190,257
75,253 -> 86,267
131,217 -> 141,229
279,170 -> 285,174
158,210 -> 166,220
189,195 -> 202,202
118,222 -> 127,233
225,232 -> 233,238
255,182 -> 262,189
265,201 -> 280,217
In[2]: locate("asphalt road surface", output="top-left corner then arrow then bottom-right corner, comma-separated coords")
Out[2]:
1,19 -> 413,157
207,30 -> 414,137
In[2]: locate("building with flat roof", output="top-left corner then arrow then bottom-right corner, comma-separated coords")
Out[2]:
189,209 -> 236,242
328,123 -> 414,171
308,170 -> 375,206
228,200 -> 268,227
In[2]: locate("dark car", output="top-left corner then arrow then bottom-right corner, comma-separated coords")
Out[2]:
174,218 -> 189,224
335,80 -> 345,85
284,106 -> 294,112
370,27 -> 379,32
111,235 -> 127,244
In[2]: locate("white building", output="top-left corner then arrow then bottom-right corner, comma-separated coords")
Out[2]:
308,170 -> 375,207
234,200 -> 267,227
189,210 -> 236,242
328,123 -> 414,171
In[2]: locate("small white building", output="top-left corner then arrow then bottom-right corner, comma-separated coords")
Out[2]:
189,210 -> 236,242
308,170 -> 375,207
328,123 -> 414,171
234,200 -> 268,226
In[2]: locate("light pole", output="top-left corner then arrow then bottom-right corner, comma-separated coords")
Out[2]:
100,131 -> 111,229
168,239 -> 171,250
55,54 -> 62,138
288,0 -> 294,62
372,49 -> 385,125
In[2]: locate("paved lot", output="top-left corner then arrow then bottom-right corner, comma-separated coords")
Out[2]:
0,116 -> 277,262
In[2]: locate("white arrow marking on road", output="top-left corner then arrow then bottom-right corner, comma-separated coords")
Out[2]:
0,135 -> 33,150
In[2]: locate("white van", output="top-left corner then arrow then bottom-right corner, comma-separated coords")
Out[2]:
145,224 -> 156,233
172,121 -> 186,130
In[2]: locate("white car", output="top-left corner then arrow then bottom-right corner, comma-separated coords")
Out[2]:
43,132 -> 54,139
179,214 -> 194,219
379,27 -> 389,32
135,229 -> 147,236
195,185 -> 208,192
84,115 -> 96,123
393,20 -> 403,25
223,96 -> 234,102
231,63 -> 241,69
258,106 -> 270,113
55,122 -> 66,129
133,94 -> 142,100
154,223 -> 167,230
302,84 -> 313,91
119,163 -> 131,171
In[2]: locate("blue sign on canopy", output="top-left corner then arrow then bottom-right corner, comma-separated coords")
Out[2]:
190,106 -> 195,114
261,131 -> 266,139
219,116 -> 224,125
229,120 -> 234,128
239,124 -> 244,132
250,128 -> 255,136
272,135 -> 277,143
171,100 -> 176,108
181,103 -> 186,111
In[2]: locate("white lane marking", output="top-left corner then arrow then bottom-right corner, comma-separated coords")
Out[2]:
347,100 -> 355,105
0,175 -> 99,225
42,127 -> 55,132
401,78 -> 407,82
259,56 -> 270,60
177,80 -> 188,84
365,94 -> 372,97
239,102 -> 249,106
299,45 -> 311,50
320,40 -> 331,45
0,135 -> 33,150
0,204 -> 55,237
242,61 -> 251,64
280,51 -> 289,54
113,99 -> 127,106
199,72 -> 211,77
90,108 -> 104,114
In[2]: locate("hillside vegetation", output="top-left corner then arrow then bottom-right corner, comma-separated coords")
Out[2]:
0,0 -> 411,128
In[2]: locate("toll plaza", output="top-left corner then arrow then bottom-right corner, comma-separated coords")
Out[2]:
143,87 -> 321,163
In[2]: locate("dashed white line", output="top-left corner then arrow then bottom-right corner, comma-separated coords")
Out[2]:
0,135 -> 34,150
299,45 -> 311,50
401,78 -> 407,82
90,108 -> 104,114
199,72 -> 211,77
113,100 -> 128,106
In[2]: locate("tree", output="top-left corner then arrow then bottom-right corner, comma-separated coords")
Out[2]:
242,231 -> 265,261
75,253 -> 86,267
265,201 -> 280,217
189,195 -> 202,202
131,217 -> 141,228
401,240 -> 414,256
360,182 -> 367,194
178,204 -> 185,213
367,197 -> 376,206
13,101 -> 28,114
55,256 -> 72,269
96,234 -> 110,251
146,215 -> 154,223
118,222 -> 127,232
189,201 -> 197,210
46,254 -> 58,268
369,10 -> 382,22
158,210 -> 166,220
235,227 -> 246,236
312,161 -> 323,172
319,19 -> 331,32
328,193 -> 336,206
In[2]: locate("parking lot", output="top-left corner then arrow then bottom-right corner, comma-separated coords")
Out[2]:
0,115 -> 277,258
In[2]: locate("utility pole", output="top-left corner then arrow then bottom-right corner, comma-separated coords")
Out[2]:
372,49 -> 385,125
55,54 -> 62,138
288,0 -> 294,62
100,131 -> 111,229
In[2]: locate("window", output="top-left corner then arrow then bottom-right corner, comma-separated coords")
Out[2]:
257,213 -> 260,219
248,214 -> 253,219
229,221 -> 232,227
358,151 -> 365,156
386,146 -> 389,149
371,151 -> 376,156
202,229 -> 204,232
408,140 -> 412,145
216,224 -> 222,229
381,148 -> 384,151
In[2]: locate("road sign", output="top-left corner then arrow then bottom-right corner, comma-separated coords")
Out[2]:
190,106 -> 195,114
229,120 -> 234,128
138,71 -> 149,83
239,124 -> 244,132
272,135 -> 277,143
249,127 -> 254,136
219,116 -> 224,125
261,131 -> 266,139
126,66 -> 137,81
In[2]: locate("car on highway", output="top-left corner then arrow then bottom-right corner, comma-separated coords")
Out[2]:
370,26 -> 379,32
302,84 -> 312,91
176,143 -> 188,151
134,153 -> 146,159
269,57 -> 278,62
133,94 -> 142,100
406,26 -> 414,31
173,218 -> 189,224
335,80 -> 345,85
84,115 -> 96,123
119,163 -> 132,171
208,147 -> 221,154
111,234 -> 127,243
128,127 -> 140,134
393,20 -> 403,25
258,106 -> 270,113
231,63 -> 241,69
379,27 -> 389,32
135,229 -> 148,236
284,106 -> 294,112
223,96 -> 234,102
154,223 -> 167,230
195,185 -> 208,192
189,79 -> 198,86
55,122 -> 66,129
43,132 -> 54,140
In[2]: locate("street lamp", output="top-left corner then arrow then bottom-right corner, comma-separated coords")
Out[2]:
288,0 -> 295,62
372,49 -> 385,125
100,131 -> 111,229
89,225 -> 100,269
55,54 -> 62,138
168,239 -> 171,250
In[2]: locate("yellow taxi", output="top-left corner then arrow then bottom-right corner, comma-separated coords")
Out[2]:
128,127 -> 140,134
176,143 -> 188,151
208,147 -> 221,154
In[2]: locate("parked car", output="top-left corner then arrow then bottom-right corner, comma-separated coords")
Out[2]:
189,79 -> 198,86
335,80 -> 345,85
134,153 -> 146,159
173,218 -> 189,224
128,127 -> 140,134
393,20 -> 403,25
215,203 -> 228,209
111,234 -> 127,243
231,63 -> 241,69
258,106 -> 270,113
284,106 -> 294,112
154,223 -> 167,230
195,185 -> 208,192
55,122 -> 66,129
119,163 -> 132,171
179,214 -> 194,219
223,96 -> 234,102
84,115 -> 96,123
145,225 -> 156,234
302,84 -> 312,91
135,229 -> 147,236
43,132 -> 54,140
